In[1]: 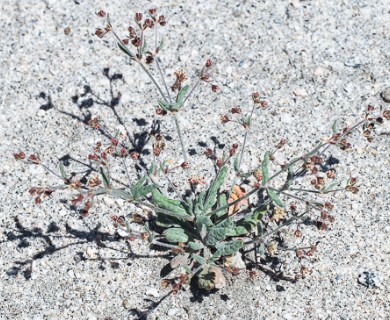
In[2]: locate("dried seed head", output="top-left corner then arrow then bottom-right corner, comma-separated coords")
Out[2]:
324,202 -> 334,211
188,175 -> 205,186
296,250 -> 304,258
383,110 -> 390,120
276,139 -> 287,149
253,168 -> 263,181
326,169 -> 336,179
88,176 -> 101,188
220,115 -> 230,124
130,151 -> 140,160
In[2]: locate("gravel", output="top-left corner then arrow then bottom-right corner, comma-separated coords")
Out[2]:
1,0 -> 389,319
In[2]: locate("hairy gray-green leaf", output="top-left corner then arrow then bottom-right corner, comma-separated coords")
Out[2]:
267,188 -> 284,207
110,188 -> 132,200
187,241 -> 204,251
152,189 -> 188,216
191,253 -> 206,265
206,227 -> 228,246
332,120 -> 337,134
262,151 -> 270,186
176,85 -> 189,105
163,227 -> 189,243
213,240 -> 243,257
215,192 -> 228,219
59,161 -> 67,180
204,166 -> 228,211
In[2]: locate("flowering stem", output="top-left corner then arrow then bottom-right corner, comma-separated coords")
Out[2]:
173,114 -> 188,162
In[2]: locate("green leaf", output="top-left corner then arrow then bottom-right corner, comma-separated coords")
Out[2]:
214,192 -> 228,219
117,41 -> 134,58
132,184 -> 156,200
176,85 -> 190,105
100,167 -> 110,189
196,215 -> 213,234
323,181 -> 340,193
213,240 -> 243,257
191,253 -> 206,265
59,161 -> 67,179
157,214 -> 192,228
206,227 -> 228,246
151,190 -> 188,216
163,227 -> 189,243
158,39 -> 165,51
140,38 -> 147,56
194,191 -> 206,215
332,120 -> 337,134
187,241 -> 204,251
204,166 -> 228,211
236,206 -> 267,232
267,188 -> 284,207
233,226 -> 248,236
158,100 -> 169,111
110,188 -> 133,200
262,151 -> 270,186
233,156 -> 240,172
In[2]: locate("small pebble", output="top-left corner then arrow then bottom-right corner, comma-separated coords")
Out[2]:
146,288 -> 160,298
380,87 -> 390,102
168,308 -> 179,316
358,271 -> 381,288
293,88 -> 308,97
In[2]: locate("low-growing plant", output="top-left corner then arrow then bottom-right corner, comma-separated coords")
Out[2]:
14,8 -> 390,293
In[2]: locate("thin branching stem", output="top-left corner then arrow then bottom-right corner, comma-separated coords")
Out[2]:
173,114 -> 188,162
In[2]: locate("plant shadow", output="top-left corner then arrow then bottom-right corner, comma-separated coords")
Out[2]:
2,217 -> 171,280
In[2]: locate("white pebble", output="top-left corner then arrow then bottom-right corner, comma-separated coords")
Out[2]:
293,88 -> 308,97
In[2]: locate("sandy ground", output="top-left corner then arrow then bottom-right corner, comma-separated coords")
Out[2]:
1,0 -> 389,319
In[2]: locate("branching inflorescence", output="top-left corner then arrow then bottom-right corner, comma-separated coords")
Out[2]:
14,9 -> 390,293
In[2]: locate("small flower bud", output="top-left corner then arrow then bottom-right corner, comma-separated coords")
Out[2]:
158,15 -> 166,26
383,110 -> 390,120
276,139 -> 287,149
253,168 -> 262,181
181,162 -> 190,169
96,10 -> 106,18
206,59 -> 213,67
294,229 -> 302,237
95,28 -> 106,38
252,92 -> 260,100
132,37 -> 142,47
122,38 -> 129,45
296,250 -> 304,258
28,154 -> 40,164
155,108 -> 167,115
211,84 -> 220,92
149,8 -> 157,15
88,154 -> 100,161
290,203 -> 297,211
326,169 -> 336,179
260,101 -> 268,109
135,12 -> 143,22
145,55 -> 154,64
128,26 -> 137,38
230,107 -> 242,114
232,143 -> 238,149
14,151 -> 26,160
204,148 -> 213,157
324,202 -> 334,211
216,158 -> 223,168
367,105 -> 375,112
111,138 -> 118,146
